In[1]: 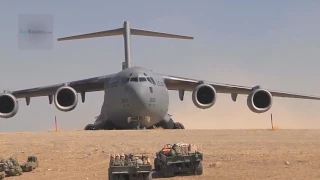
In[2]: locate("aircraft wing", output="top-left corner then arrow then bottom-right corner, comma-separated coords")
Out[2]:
161,74 -> 320,100
9,74 -> 115,99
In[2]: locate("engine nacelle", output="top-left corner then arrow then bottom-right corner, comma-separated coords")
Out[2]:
247,88 -> 273,113
0,93 -> 19,118
192,84 -> 217,109
54,86 -> 78,112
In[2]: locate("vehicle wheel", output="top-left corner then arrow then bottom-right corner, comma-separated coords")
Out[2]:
108,169 -> 119,180
112,174 -> 121,180
195,161 -> 203,175
163,165 -> 174,177
84,124 -> 95,130
108,170 -> 112,180
173,122 -> 185,129
143,172 -> 152,180
154,158 -> 160,171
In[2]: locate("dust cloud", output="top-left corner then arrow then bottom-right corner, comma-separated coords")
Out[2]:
167,66 -> 320,129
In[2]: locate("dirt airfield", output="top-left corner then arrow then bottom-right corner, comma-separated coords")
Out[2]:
1,129 -> 320,180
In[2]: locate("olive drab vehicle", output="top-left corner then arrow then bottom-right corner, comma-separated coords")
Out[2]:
0,163 -> 5,180
108,153 -> 152,180
0,157 -> 23,177
154,143 -> 203,177
20,156 -> 39,172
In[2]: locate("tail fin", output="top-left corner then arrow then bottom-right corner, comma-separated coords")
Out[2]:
57,21 -> 194,69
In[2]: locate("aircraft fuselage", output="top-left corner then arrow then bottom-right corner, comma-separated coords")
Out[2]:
95,67 -> 170,129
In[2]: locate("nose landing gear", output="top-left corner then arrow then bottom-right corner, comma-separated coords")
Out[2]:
127,116 -> 150,130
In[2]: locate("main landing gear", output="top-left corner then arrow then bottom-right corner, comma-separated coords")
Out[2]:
173,122 -> 185,129
84,124 -> 96,130
155,118 -> 185,130
84,119 -> 185,130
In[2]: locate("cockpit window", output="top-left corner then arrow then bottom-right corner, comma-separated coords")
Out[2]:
128,76 -> 150,83
147,77 -> 155,85
130,77 -> 138,82
150,77 -> 156,85
139,77 -> 147,82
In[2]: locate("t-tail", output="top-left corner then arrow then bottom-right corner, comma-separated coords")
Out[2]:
57,21 -> 194,70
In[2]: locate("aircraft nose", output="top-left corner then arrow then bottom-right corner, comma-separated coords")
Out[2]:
127,83 -> 149,110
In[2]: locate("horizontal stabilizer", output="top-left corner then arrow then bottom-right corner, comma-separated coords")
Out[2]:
57,25 -> 194,41
130,28 -> 193,39
57,21 -> 193,69
57,28 -> 123,41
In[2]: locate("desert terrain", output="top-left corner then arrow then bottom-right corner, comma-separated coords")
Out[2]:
0,129 -> 320,180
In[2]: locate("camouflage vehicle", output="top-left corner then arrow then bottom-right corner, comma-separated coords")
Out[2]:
0,157 -> 23,177
20,156 -> 39,172
108,153 -> 152,180
0,163 -> 5,180
154,143 -> 203,177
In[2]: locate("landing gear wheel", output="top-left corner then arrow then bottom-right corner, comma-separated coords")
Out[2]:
84,124 -> 96,130
136,126 -> 146,130
173,122 -> 185,129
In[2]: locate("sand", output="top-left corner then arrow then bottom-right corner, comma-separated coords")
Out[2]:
0,129 -> 320,180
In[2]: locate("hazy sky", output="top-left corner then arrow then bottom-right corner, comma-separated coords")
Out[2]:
0,0 -> 320,132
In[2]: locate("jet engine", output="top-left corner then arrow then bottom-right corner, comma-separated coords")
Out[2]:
192,84 -> 217,109
247,88 -> 273,113
0,93 -> 19,118
54,86 -> 78,112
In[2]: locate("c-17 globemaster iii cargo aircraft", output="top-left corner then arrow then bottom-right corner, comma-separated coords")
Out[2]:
1,21 -> 320,130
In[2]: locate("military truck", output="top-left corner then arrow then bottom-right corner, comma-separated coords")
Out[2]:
154,143 -> 203,177
20,156 -> 39,172
0,163 -> 5,180
108,153 -> 152,180
0,157 -> 23,177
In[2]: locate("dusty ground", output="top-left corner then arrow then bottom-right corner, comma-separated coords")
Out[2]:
0,129 -> 320,180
